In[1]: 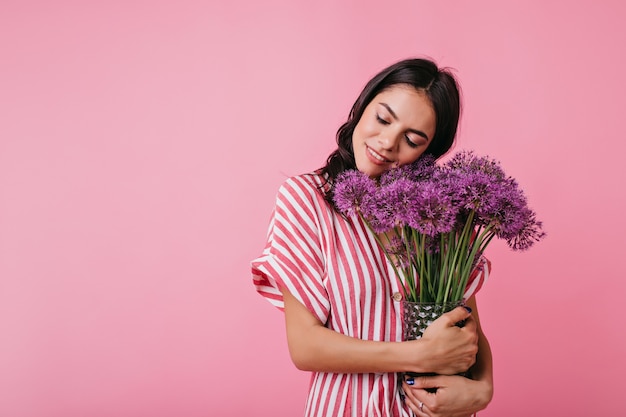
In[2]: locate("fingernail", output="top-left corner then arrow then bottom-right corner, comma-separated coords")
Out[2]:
463,306 -> 472,314
406,377 -> 414,385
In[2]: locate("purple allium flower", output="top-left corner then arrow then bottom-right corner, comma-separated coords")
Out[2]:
366,181 -> 403,233
378,178 -> 416,222
379,154 -> 438,186
443,153 -> 508,216
387,236 -> 411,268
462,172 -> 501,213
404,181 -> 457,236
332,170 -> 377,218
506,208 -> 546,251
481,181 -> 528,237
410,154 -> 439,180
379,164 -> 414,186
445,150 -> 507,182
435,169 -> 469,210
445,153 -> 546,251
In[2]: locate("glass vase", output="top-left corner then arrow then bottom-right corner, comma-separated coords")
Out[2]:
401,299 -> 470,380
401,299 -> 465,341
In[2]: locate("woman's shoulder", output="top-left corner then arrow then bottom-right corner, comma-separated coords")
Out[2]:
279,171 -> 330,201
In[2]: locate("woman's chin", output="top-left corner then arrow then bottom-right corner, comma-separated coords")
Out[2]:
355,161 -> 387,179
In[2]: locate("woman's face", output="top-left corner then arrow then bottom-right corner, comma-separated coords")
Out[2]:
352,85 -> 436,178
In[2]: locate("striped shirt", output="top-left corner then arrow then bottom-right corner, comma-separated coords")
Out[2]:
251,173 -> 489,417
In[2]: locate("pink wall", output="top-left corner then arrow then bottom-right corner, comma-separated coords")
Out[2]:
1,1 -> 625,416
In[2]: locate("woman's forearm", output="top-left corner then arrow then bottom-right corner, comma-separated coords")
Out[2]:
283,289 -> 421,373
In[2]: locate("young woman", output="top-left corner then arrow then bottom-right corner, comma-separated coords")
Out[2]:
252,58 -> 493,417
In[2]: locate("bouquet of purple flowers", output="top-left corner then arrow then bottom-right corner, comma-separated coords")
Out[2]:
333,150 -> 545,304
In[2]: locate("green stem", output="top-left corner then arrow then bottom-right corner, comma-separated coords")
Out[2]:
360,216 -> 410,301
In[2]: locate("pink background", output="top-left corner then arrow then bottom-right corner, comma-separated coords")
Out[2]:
1,1 -> 625,416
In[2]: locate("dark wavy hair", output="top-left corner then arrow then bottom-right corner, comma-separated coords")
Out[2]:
320,58 -> 462,204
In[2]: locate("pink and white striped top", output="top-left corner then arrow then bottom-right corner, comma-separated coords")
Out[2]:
251,173 -> 488,417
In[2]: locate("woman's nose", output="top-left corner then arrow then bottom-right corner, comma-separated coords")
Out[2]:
378,132 -> 399,150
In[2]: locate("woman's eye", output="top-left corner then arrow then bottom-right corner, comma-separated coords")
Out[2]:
405,135 -> 427,149
376,115 -> 390,125
404,135 -> 419,148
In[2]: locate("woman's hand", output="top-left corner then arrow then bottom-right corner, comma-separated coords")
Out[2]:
402,374 -> 493,417
402,297 -> 494,416
408,306 -> 479,375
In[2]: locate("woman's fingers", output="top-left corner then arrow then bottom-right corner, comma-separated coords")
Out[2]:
402,381 -> 433,416
440,306 -> 473,326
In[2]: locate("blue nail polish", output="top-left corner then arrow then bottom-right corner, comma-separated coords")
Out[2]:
463,306 -> 472,314
406,377 -> 414,386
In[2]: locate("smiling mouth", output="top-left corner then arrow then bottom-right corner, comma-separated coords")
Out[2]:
367,146 -> 392,163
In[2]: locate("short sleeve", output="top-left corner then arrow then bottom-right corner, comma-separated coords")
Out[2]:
251,176 -> 330,324
463,255 -> 491,300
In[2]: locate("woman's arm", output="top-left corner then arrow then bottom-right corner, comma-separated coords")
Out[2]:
282,289 -> 478,375
466,296 -> 493,391
402,296 -> 494,416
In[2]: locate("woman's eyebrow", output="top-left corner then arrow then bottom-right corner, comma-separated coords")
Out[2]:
380,103 -> 399,120
380,102 -> 430,141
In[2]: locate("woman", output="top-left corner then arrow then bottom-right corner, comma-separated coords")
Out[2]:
252,58 -> 493,417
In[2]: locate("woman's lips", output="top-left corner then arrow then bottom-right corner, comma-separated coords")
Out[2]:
366,146 -> 392,166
